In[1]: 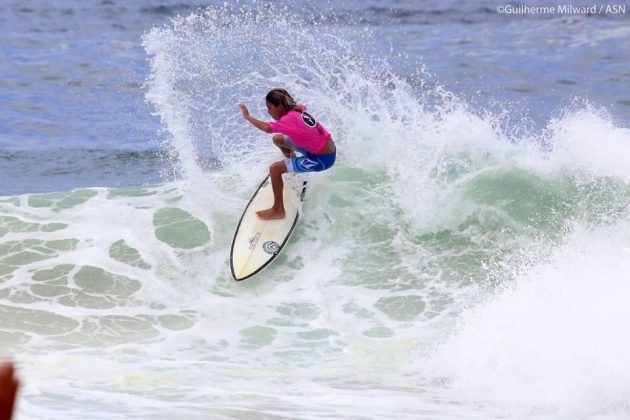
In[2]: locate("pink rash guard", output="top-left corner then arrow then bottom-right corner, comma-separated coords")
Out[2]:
268,108 -> 332,154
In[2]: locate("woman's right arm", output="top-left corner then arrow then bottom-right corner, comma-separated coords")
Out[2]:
239,103 -> 272,133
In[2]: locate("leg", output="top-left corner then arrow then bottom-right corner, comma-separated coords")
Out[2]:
272,134 -> 295,158
256,161 -> 288,220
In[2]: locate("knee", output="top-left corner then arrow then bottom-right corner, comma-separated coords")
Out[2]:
272,134 -> 285,146
269,161 -> 286,175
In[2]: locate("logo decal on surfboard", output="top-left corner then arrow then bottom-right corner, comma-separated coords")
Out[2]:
263,241 -> 280,255
248,232 -> 261,250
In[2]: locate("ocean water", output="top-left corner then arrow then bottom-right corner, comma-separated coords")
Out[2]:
2,0 -> 630,419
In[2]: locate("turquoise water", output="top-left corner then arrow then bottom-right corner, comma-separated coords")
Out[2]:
3,137 -> 630,418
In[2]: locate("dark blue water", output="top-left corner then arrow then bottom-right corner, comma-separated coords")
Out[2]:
1,0 -> 628,195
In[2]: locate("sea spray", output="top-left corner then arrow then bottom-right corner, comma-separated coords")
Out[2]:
428,222 -> 630,418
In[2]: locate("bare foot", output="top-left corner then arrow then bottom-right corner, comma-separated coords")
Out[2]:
256,208 -> 286,220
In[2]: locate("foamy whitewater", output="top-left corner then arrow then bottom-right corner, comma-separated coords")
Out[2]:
2,2 -> 630,419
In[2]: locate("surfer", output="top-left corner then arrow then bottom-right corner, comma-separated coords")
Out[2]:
239,88 -> 336,220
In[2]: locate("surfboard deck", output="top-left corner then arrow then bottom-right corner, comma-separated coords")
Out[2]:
230,174 -> 307,281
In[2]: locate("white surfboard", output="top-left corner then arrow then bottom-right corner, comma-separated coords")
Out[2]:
230,174 -> 307,281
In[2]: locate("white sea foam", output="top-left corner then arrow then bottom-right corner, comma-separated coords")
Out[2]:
429,222 -> 630,418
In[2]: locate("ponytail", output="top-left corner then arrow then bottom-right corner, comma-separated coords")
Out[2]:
265,88 -> 302,112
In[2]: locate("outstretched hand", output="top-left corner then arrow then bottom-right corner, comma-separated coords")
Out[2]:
238,103 -> 249,118
238,103 -> 271,133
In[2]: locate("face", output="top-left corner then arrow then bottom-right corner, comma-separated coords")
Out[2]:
266,101 -> 287,120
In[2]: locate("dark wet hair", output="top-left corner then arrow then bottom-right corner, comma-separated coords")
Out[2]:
265,88 -> 300,112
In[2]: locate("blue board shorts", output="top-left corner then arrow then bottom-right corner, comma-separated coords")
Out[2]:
282,136 -> 336,174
